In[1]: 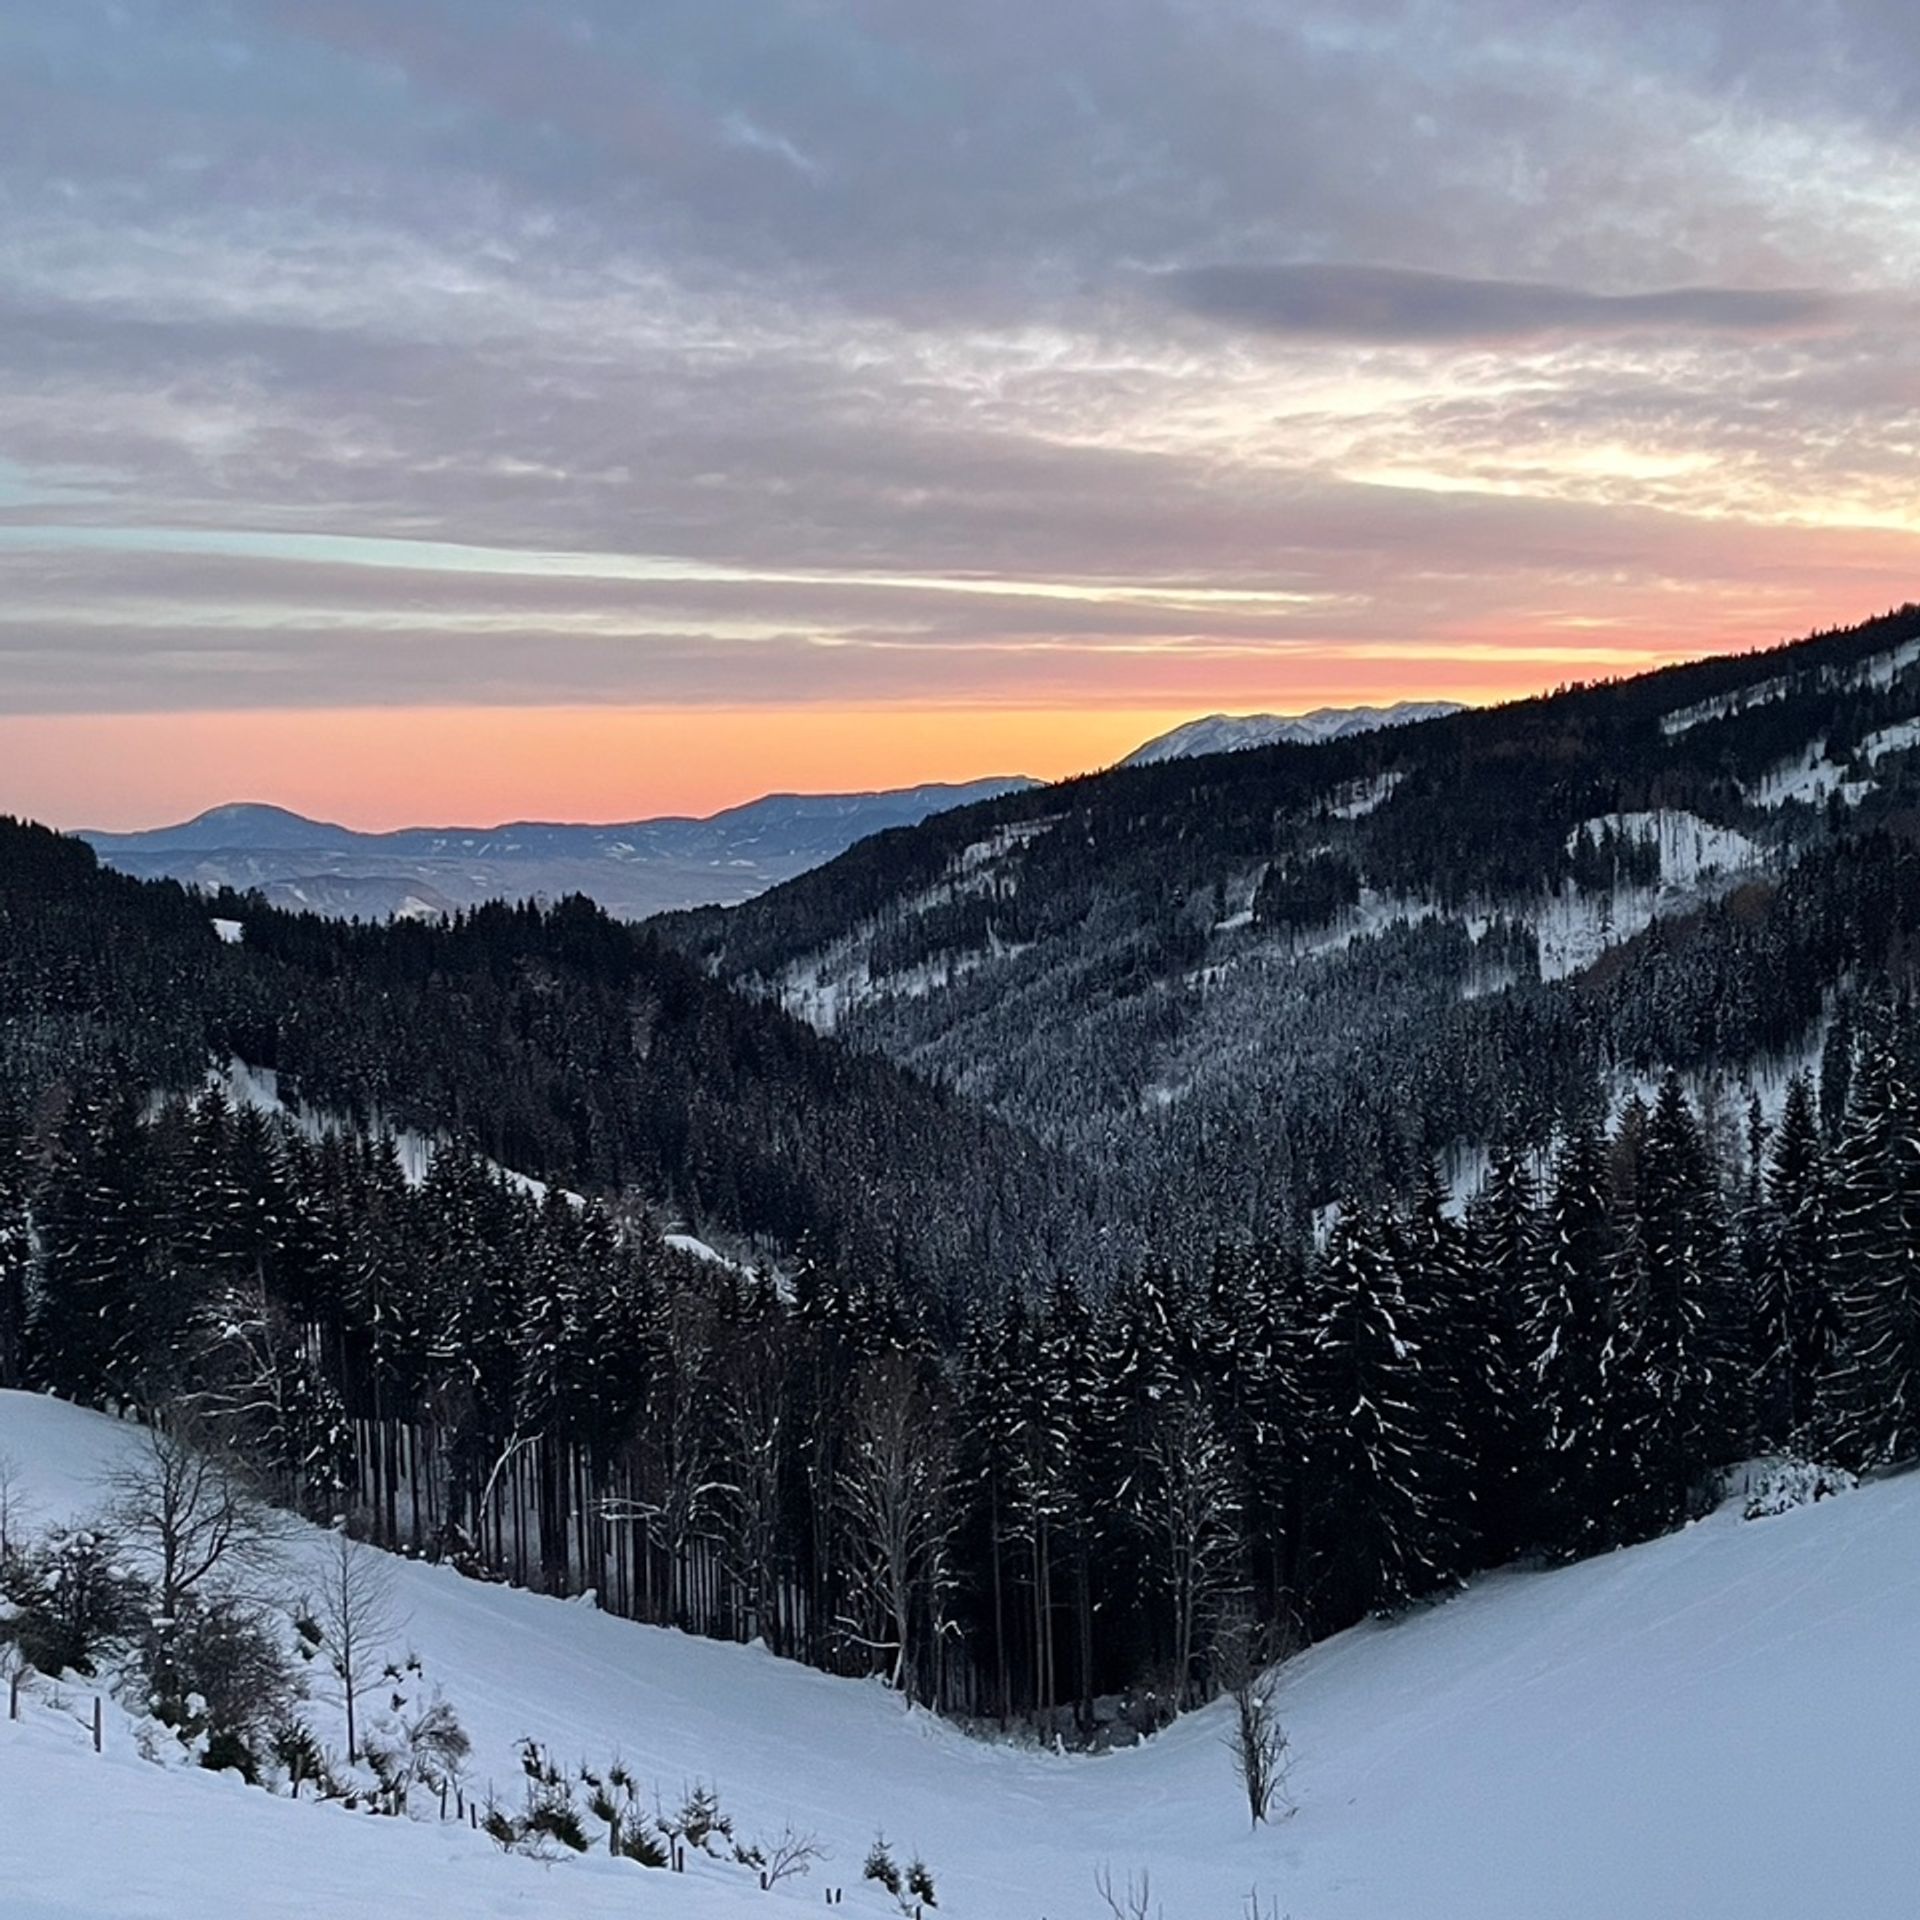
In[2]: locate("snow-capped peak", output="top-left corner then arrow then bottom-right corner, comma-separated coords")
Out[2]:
1120,702 -> 1463,766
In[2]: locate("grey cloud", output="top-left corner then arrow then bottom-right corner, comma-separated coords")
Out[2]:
5,0 -> 1920,736
1161,264 -> 1852,344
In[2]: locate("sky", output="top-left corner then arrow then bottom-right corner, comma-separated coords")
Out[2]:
5,2 -> 1920,829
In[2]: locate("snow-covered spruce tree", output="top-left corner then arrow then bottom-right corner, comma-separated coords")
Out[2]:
1529,1121 -> 1616,1559
0,1092 -> 31,1390
1820,997 -> 1857,1142
1459,1139 -> 1546,1566
1300,1203 -> 1437,1618
863,1834 -> 903,1896
1197,1238 -> 1305,1648
1090,1262 -> 1200,1700
1822,1034 -> 1920,1471
1615,1075 -> 1741,1531
1393,1164 -> 1473,1584
1753,1074 -> 1838,1446
515,1187 -> 598,1595
3,1521 -> 148,1677
193,1271 -> 353,1522
32,1087 -> 169,1405
1044,1272 -> 1112,1718
417,1140 -> 525,1572
342,1134 -> 432,1553
140,1591 -> 305,1780
630,1276 -> 723,1629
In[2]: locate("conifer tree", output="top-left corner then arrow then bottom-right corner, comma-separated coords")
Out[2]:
34,1089 -> 164,1405
1754,1075 -> 1836,1443
1530,1120 -> 1614,1556
1622,1076 -> 1726,1526
1301,1204 -> 1435,1619
0,1094 -> 31,1389
1823,1036 -> 1920,1469
1457,1141 -> 1540,1564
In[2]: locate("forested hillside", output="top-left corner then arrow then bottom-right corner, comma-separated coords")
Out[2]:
5,923 -> 1919,1730
669,605 -> 1920,1260
5,612 -> 1920,1743
0,820 -> 1085,1297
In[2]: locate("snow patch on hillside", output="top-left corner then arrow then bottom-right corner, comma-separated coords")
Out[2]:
663,1232 -> 747,1273
1862,717 -> 1920,762
1661,674 -> 1792,735
1664,635 -> 1920,738
1528,812 -> 1767,981
956,816 -> 1056,872
1328,770 -> 1404,819
1848,632 -> 1920,691
209,1058 -> 577,1206
777,926 -> 1030,1033
1748,743 -> 1853,810
1569,810 -> 1758,886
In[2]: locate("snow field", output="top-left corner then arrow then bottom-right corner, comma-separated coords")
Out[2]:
6,1390 -> 1920,1918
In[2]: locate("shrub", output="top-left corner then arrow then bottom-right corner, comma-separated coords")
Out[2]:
2,1525 -> 147,1677
525,1793 -> 590,1853
140,1595 -> 304,1778
392,1691 -> 470,1797
680,1780 -> 733,1851
619,1812 -> 670,1868
202,1726 -> 256,1778
907,1856 -> 938,1906
270,1716 -> 333,1795
1742,1455 -> 1857,1520
864,1835 -> 903,1895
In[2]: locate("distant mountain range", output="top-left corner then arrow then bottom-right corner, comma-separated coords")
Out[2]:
76,706 -> 1468,920
1120,702 -> 1464,766
80,781 -> 1038,920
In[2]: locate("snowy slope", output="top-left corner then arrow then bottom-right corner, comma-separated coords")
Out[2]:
5,1389 -> 1920,1920
1121,702 -> 1462,766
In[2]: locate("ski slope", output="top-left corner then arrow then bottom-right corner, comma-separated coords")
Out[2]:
3,1389 -> 1918,1920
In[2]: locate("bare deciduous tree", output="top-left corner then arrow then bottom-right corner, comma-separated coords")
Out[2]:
712,1312 -> 787,1645
108,1419 -> 289,1617
1216,1609 -> 1296,1827
308,1526 -> 398,1762
1137,1392 -> 1244,1703
1094,1864 -> 1163,1920
0,1448 -> 31,1561
836,1351 -> 956,1700
759,1823 -> 825,1888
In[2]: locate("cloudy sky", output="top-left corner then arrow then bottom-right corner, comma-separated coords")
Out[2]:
6,1 -> 1920,826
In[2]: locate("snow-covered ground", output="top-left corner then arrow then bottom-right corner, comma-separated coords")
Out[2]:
1530,810 -> 1766,981
5,1390 -> 1920,1919
1861,717 -> 1920,764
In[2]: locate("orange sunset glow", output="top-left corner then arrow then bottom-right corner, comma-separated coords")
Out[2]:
7,568 -> 1906,830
